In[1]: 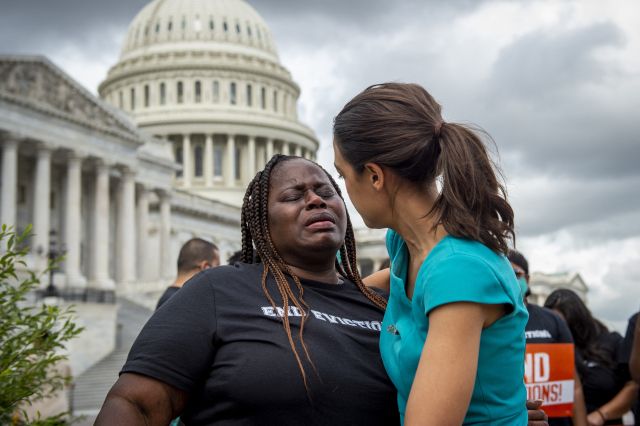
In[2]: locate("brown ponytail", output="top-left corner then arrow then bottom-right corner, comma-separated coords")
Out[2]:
333,83 -> 514,254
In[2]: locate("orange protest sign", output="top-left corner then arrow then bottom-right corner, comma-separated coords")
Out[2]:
524,343 -> 575,418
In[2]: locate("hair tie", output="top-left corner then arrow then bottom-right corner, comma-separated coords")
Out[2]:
433,121 -> 445,141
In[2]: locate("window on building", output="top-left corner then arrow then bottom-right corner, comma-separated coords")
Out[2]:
168,20 -> 173,31
160,82 -> 166,105
194,144 -> 203,177
144,85 -> 150,107
235,146 -> 241,180
209,18 -> 214,30
230,82 -> 237,105
236,23 -> 241,34
195,80 -> 202,103
130,87 -> 135,110
246,84 -> 252,107
223,21 -> 228,32
212,80 -> 219,103
144,26 -> 149,36
175,144 -> 183,177
213,145 -> 223,177
247,24 -> 252,37
155,22 -> 160,33
273,90 -> 278,112
261,87 -> 266,109
181,17 -> 186,30
118,91 -> 123,108
257,27 -> 262,40
177,81 -> 184,104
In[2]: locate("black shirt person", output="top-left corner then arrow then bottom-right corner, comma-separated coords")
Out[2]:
155,238 -> 220,310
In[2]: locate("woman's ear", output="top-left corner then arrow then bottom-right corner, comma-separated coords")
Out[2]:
364,163 -> 385,191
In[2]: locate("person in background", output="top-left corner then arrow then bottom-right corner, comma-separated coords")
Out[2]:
545,289 -> 638,426
333,82 -> 528,425
156,238 -> 220,310
621,311 -> 640,424
508,250 -> 588,426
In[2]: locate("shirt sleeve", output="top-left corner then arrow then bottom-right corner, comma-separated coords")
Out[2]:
620,312 -> 638,362
121,270 -> 218,392
422,253 -> 515,316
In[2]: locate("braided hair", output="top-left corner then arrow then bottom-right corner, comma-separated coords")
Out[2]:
240,154 -> 387,389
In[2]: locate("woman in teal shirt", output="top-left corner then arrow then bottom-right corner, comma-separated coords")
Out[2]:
333,83 -> 529,425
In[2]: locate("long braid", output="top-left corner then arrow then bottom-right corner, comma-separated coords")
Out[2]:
239,154 -> 386,392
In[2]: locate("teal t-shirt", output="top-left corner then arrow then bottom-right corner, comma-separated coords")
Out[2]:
380,230 -> 528,425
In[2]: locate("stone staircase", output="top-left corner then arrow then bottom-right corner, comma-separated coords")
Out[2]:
71,298 -> 153,422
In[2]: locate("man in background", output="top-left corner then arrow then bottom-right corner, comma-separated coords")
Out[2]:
508,249 -> 587,426
156,238 -> 219,310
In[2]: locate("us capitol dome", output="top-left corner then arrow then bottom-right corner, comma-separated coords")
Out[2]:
99,0 -> 319,206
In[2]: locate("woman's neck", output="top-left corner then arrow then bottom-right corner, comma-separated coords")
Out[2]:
389,184 -> 447,263
286,263 -> 341,284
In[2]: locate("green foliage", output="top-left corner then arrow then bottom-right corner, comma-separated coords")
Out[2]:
0,225 -> 84,425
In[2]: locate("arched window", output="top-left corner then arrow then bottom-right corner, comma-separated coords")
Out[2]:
223,21 -> 228,32
246,84 -> 252,107
273,90 -> 278,112
168,20 -> 173,31
177,81 -> 184,104
209,18 -> 214,30
159,82 -> 166,105
195,81 -> 202,103
144,84 -> 150,107
194,145 -> 203,177
230,82 -> 237,105
260,87 -> 266,109
130,87 -> 136,110
236,23 -> 241,34
212,80 -> 220,103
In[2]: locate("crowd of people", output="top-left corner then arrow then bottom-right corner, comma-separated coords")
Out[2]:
92,83 -> 637,425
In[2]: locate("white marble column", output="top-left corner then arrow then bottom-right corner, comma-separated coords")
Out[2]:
0,139 -> 18,230
266,138 -> 274,162
136,185 -> 149,282
204,134 -> 213,187
32,146 -> 52,275
294,144 -> 302,158
159,191 -> 172,279
247,135 -> 256,183
64,153 -> 86,287
182,134 -> 192,187
117,167 -> 136,286
91,161 -> 114,289
225,134 -> 236,186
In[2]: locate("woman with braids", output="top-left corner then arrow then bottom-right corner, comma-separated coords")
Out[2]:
333,83 -> 529,425
95,154 -> 397,425
545,289 -> 638,426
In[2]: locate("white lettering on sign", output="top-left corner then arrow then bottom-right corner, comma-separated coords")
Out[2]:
526,380 -> 574,406
524,352 -> 551,383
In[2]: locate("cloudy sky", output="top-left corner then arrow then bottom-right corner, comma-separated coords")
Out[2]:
1,0 -> 639,331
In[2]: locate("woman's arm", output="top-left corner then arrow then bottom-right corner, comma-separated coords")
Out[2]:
572,370 -> 588,426
95,373 -> 188,425
586,380 -> 638,426
404,301 -> 504,426
363,267 -> 390,291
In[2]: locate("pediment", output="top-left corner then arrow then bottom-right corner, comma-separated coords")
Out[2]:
0,55 -> 142,144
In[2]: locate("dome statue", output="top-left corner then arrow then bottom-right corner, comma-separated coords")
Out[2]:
99,0 -> 318,206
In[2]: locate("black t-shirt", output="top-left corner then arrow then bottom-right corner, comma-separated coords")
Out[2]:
156,286 -> 181,310
525,303 -> 573,344
122,263 -> 399,425
577,331 -> 630,424
525,304 -> 574,426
